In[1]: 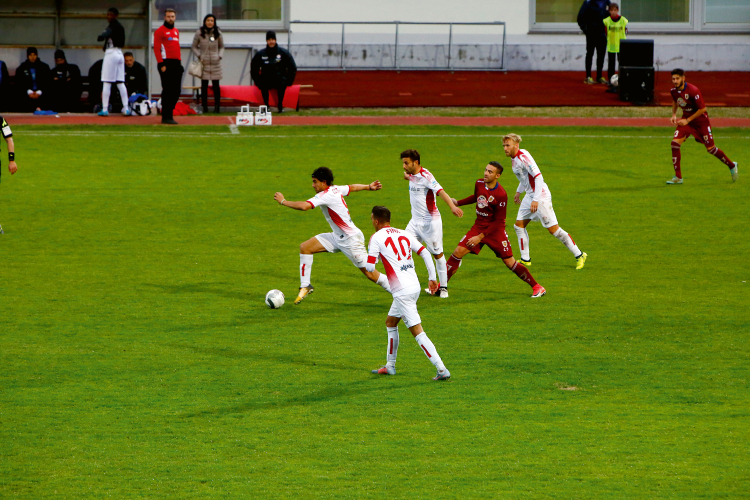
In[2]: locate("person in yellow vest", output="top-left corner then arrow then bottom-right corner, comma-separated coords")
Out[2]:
603,3 -> 628,88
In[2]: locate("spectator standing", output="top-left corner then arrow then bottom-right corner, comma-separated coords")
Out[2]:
50,50 -> 82,113
578,0 -> 610,85
191,14 -> 225,113
154,8 -> 183,125
603,3 -> 628,87
16,47 -> 51,112
251,31 -> 297,113
0,60 -> 10,111
124,52 -> 148,96
97,7 -> 131,116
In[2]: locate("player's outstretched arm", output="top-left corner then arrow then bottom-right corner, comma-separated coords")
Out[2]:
453,194 -> 476,207
274,192 -> 312,211
438,190 -> 463,218
349,180 -> 382,192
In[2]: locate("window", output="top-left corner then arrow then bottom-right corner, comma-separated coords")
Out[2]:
705,0 -> 750,23
530,0 -> 749,32
153,0 -> 199,24
535,0 -> 580,23
212,0 -> 282,21
626,0 -> 690,23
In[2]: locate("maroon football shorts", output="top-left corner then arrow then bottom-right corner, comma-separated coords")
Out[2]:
675,119 -> 714,148
458,224 -> 513,259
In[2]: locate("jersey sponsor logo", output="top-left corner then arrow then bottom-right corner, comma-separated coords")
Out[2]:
677,98 -> 686,107
399,262 -> 414,272
476,211 -> 490,217
477,195 -> 488,208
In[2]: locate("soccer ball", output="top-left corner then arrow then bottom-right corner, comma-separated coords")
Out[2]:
610,74 -> 619,87
265,289 -> 285,309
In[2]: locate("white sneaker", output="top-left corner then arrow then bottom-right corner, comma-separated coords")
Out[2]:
436,287 -> 449,298
730,162 -> 738,182
666,176 -> 683,185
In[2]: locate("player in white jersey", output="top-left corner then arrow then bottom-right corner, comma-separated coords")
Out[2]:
96,8 -> 131,116
503,133 -> 587,270
366,206 -> 451,380
400,149 -> 463,299
274,167 -> 392,304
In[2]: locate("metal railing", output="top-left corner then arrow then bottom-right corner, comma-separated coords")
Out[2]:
287,21 -> 506,71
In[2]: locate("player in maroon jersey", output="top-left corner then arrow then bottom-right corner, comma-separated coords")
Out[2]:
445,162 -> 546,298
668,68 -> 738,185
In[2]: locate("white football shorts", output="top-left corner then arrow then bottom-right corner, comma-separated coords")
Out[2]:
101,48 -> 125,83
516,196 -> 558,229
405,218 -> 443,255
315,230 -> 368,268
387,290 -> 422,328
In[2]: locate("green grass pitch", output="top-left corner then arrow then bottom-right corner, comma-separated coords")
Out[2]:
1,125 -> 748,498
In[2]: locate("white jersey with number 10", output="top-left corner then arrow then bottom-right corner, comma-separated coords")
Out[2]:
367,227 -> 435,297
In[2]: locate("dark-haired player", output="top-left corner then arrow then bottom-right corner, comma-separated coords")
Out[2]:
97,7 -> 130,116
274,167 -> 391,304
446,162 -> 546,298
0,116 -> 18,234
400,149 -> 463,298
668,68 -> 738,185
367,206 -> 451,380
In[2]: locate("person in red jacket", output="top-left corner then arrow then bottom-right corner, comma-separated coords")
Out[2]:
153,8 -> 183,124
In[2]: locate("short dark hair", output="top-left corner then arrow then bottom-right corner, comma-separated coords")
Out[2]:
672,68 -> 685,77
165,8 -> 176,14
312,167 -> 334,186
372,206 -> 391,223
108,7 -> 119,16
488,161 -> 503,174
609,2 -> 619,9
400,149 -> 420,164
123,51 -> 134,58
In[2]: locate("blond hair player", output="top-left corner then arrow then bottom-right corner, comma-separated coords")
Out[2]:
503,133 -> 587,270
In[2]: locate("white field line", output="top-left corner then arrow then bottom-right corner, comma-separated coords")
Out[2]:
26,131 -> 750,140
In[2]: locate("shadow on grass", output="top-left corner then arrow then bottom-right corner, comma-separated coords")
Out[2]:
577,184 -> 664,194
181,378 -> 424,417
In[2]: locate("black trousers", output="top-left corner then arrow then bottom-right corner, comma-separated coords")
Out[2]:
159,59 -> 183,120
585,33 -> 607,79
607,52 -> 619,83
201,80 -> 221,111
260,86 -> 287,112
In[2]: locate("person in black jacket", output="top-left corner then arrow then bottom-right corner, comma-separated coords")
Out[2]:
124,52 -> 148,96
0,60 -> 10,111
578,0 -> 610,85
16,47 -> 51,112
50,50 -> 83,113
97,7 -> 130,116
251,31 -> 297,113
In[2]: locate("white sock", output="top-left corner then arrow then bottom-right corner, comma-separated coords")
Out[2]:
435,255 -> 447,287
299,254 -> 313,287
386,326 -> 399,367
553,227 -> 582,257
414,332 -> 446,372
376,272 -> 391,292
514,225 -> 530,261
117,83 -> 129,109
102,83 -> 112,110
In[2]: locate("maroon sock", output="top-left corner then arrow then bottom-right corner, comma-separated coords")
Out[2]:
708,146 -> 734,168
511,261 -> 538,288
671,140 -> 682,178
446,254 -> 462,282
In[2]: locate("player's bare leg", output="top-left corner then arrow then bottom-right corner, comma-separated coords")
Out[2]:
373,315 -> 401,375
545,223 -> 587,269
502,256 -> 546,298
668,135 -> 685,184
295,237 -> 327,304
514,219 -> 532,265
